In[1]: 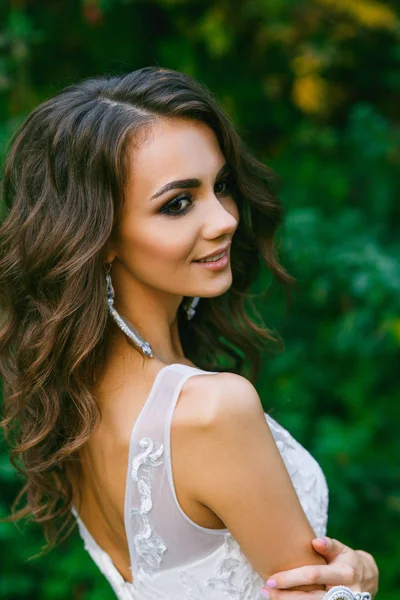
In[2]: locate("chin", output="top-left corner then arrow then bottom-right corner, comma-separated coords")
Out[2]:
196,276 -> 233,298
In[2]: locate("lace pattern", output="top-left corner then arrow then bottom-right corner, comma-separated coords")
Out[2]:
73,512 -> 136,600
180,534 -> 264,600
131,437 -> 167,574
266,414 -> 329,538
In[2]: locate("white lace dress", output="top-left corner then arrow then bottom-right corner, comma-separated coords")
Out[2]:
72,363 -> 329,600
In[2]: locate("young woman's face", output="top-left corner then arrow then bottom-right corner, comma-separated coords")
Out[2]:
110,117 -> 239,301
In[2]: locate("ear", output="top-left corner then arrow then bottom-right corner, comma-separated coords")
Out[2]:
104,239 -> 117,264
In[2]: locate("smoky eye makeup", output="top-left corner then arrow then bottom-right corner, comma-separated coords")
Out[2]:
159,172 -> 235,218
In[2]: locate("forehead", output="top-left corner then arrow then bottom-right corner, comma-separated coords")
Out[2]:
125,118 -> 225,194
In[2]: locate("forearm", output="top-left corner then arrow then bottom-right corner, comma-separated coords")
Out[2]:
262,537 -> 380,598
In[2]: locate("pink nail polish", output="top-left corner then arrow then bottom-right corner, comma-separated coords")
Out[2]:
317,537 -> 328,546
266,579 -> 277,588
260,590 -> 270,599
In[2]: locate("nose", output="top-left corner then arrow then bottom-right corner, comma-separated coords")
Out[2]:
201,193 -> 239,240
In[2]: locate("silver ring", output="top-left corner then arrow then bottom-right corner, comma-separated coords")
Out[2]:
322,586 -> 371,600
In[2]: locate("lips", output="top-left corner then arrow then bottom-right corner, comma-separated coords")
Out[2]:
197,250 -> 226,263
194,242 -> 231,262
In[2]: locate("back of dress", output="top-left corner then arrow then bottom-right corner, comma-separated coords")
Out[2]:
73,363 -> 329,600
126,364 -> 228,577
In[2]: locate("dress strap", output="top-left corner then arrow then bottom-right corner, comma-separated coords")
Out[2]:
126,363 -> 226,579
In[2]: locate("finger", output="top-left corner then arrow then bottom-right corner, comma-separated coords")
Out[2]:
266,563 -> 353,589
312,537 -> 349,561
261,589 -> 325,600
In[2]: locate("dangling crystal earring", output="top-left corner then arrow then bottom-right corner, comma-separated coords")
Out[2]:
183,296 -> 200,320
105,263 -> 154,358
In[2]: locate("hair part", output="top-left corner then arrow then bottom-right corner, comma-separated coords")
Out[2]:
0,66 -> 294,550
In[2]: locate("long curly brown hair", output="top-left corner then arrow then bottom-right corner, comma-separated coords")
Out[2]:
0,66 -> 294,550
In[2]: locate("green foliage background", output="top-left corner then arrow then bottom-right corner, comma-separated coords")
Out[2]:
1,0 -> 399,598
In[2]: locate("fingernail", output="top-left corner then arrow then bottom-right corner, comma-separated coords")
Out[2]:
317,537 -> 328,546
260,590 -> 270,599
266,579 -> 277,588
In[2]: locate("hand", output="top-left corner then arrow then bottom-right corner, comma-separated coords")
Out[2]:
260,536 -> 379,599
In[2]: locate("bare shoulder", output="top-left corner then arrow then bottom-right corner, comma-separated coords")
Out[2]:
171,368 -> 326,581
172,370 -> 264,433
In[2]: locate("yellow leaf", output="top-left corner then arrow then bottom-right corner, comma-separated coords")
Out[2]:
292,75 -> 327,114
316,0 -> 398,31
291,50 -> 325,77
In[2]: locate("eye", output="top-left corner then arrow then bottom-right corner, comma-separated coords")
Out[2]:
159,175 -> 234,218
160,194 -> 192,217
215,176 -> 234,196
215,180 -> 227,194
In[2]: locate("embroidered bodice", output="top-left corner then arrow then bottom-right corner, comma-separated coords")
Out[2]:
72,363 -> 329,600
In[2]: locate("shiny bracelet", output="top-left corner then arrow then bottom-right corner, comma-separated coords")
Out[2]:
322,587 -> 371,600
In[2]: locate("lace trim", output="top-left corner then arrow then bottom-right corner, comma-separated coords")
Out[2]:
179,534 -> 263,599
130,437 -> 167,574
267,414 -> 329,538
73,514 -> 136,600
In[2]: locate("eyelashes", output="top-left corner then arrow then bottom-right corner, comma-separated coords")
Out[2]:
160,196 -> 192,217
159,177 -> 235,218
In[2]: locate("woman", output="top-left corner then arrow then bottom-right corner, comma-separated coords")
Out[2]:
0,67 -> 378,600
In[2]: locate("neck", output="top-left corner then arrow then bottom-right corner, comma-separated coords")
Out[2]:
105,261 -> 188,365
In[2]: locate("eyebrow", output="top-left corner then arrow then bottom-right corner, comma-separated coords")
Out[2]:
150,163 -> 231,200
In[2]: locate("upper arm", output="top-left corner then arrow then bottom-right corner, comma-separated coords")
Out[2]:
182,373 -> 326,584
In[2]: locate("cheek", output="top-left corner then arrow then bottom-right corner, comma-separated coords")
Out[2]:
119,219 -> 192,273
